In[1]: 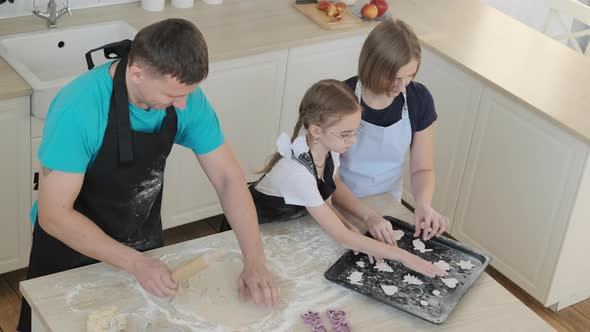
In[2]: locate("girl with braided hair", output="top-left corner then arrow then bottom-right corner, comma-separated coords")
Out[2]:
247,79 -> 446,278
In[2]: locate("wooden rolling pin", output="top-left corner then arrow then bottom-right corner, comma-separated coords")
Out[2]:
171,249 -> 227,284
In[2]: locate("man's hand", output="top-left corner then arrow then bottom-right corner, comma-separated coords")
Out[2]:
238,260 -> 279,309
130,255 -> 177,298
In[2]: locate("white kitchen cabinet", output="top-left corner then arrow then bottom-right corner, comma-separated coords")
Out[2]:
161,50 -> 288,229
402,47 -> 484,228
279,35 -> 367,134
0,97 -> 31,274
451,85 -> 590,309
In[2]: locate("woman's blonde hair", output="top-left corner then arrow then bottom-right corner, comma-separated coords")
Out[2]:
358,19 -> 421,95
259,79 -> 360,174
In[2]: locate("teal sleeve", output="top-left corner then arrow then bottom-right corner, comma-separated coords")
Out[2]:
38,103 -> 94,173
175,88 -> 225,155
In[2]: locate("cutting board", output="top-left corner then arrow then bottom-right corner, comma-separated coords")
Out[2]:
294,3 -> 362,30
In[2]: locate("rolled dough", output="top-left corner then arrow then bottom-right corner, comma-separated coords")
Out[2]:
172,253 -> 283,330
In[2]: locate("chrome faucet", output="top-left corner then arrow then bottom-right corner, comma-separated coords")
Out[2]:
32,0 -> 72,28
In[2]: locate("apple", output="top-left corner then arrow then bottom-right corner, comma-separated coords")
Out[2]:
327,3 -> 338,17
317,0 -> 330,11
361,3 -> 378,19
370,0 -> 388,16
330,12 -> 343,21
335,2 -> 347,13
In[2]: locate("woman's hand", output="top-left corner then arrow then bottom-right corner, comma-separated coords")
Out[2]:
414,203 -> 448,241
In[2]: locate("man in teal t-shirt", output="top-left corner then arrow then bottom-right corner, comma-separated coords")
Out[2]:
18,18 -> 278,332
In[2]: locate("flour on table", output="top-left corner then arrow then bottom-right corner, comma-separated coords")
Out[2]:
381,285 -> 398,296
392,230 -> 404,241
403,274 -> 423,285
441,278 -> 459,288
374,261 -> 393,273
412,238 -> 433,253
347,271 -> 364,286
457,260 -> 475,270
432,290 -> 441,296
433,260 -> 451,271
172,252 -> 281,330
356,261 -> 365,268
86,306 -> 126,332
420,300 -> 429,306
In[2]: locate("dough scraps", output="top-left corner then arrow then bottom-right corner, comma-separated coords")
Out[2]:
420,300 -> 429,306
86,306 -> 126,332
432,290 -> 441,296
356,261 -> 365,268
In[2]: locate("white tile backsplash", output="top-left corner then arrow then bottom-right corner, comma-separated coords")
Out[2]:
0,0 -> 139,20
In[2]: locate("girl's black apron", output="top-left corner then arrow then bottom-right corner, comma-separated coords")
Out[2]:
18,41 -> 178,331
221,152 -> 336,231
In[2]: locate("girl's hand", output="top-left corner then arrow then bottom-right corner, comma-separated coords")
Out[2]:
366,215 -> 398,247
414,203 -> 448,241
399,251 -> 447,278
348,225 -> 381,265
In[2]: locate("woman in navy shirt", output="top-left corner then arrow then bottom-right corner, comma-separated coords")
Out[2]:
336,19 -> 448,242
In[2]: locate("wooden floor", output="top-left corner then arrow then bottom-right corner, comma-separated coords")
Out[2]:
1,215 -> 589,331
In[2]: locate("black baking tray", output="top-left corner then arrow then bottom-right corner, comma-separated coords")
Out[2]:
324,216 -> 492,324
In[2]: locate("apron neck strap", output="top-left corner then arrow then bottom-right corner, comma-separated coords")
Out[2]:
85,39 -> 132,70
112,57 -> 135,164
354,79 -> 409,117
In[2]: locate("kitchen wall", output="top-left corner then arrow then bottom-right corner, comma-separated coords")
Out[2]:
0,0 -> 138,20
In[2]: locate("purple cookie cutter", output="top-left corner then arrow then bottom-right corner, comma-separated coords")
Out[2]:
301,311 -> 328,331
328,309 -> 352,332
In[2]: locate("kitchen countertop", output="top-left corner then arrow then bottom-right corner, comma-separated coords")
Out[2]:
21,193 -> 555,331
1,0 -> 589,143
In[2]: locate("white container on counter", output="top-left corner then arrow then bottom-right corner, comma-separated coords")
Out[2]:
141,0 -> 165,11
172,0 -> 194,8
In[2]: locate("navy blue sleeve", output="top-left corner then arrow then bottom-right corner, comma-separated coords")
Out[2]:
415,85 -> 437,132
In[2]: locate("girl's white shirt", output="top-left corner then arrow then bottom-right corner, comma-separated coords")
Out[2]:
255,133 -> 340,207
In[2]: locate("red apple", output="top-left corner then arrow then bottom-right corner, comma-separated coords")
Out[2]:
361,3 -> 378,19
330,12 -> 343,21
326,3 -> 338,17
335,2 -> 347,13
317,0 -> 330,11
370,0 -> 388,17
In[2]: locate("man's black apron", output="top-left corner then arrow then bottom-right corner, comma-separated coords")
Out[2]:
18,41 -> 178,331
220,151 -> 336,231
